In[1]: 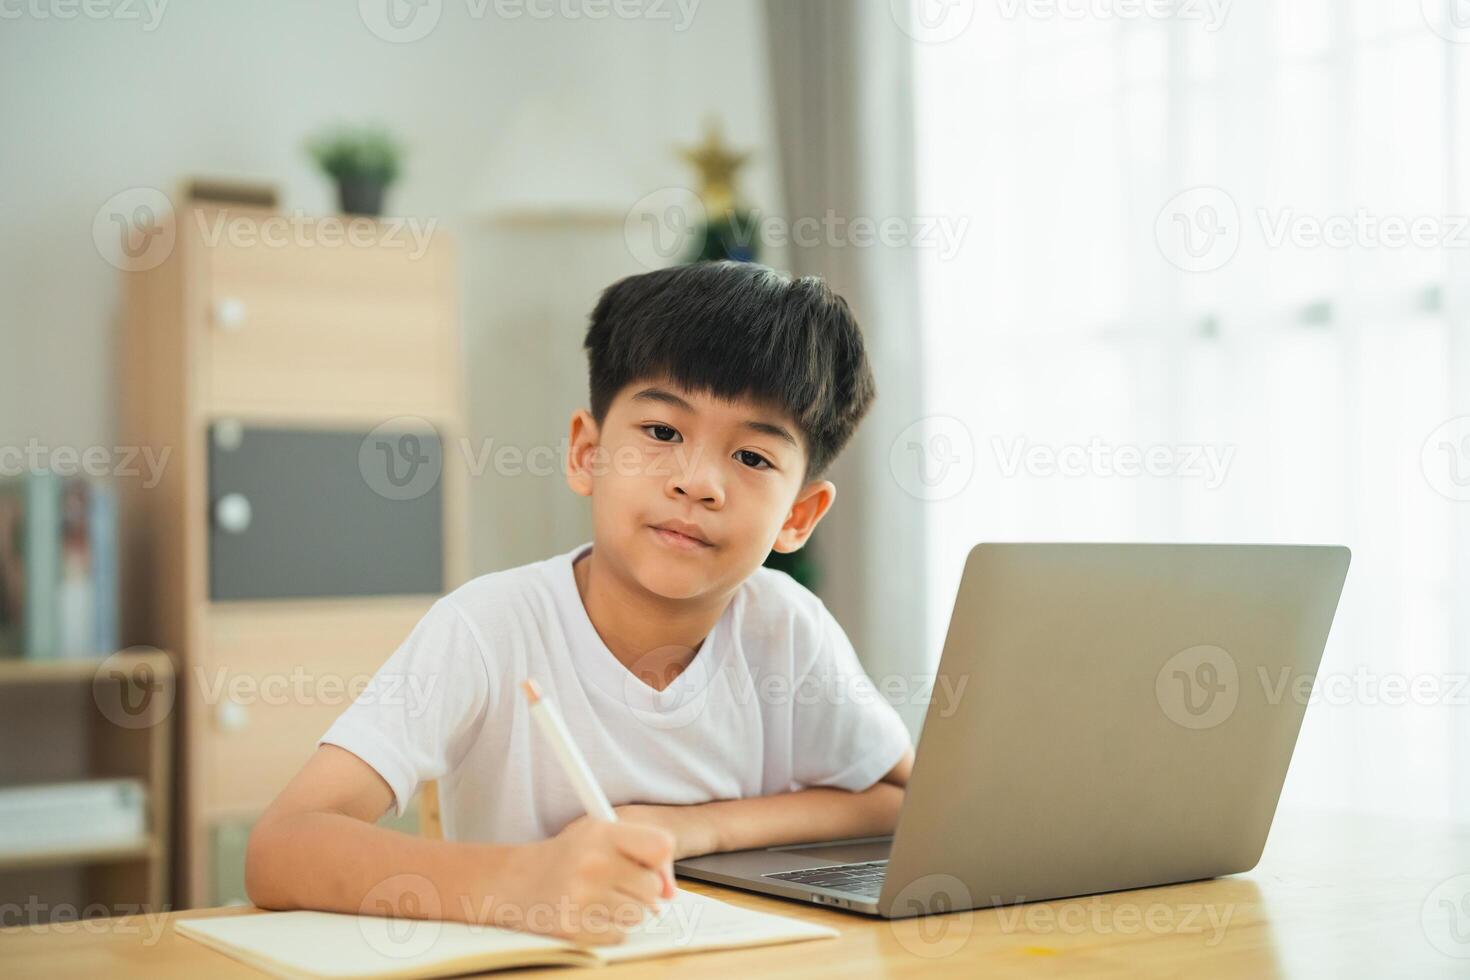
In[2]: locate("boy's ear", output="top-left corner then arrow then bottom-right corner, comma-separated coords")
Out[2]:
565,408 -> 601,497
771,479 -> 836,554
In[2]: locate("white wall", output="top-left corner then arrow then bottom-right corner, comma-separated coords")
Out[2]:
0,0 -> 786,576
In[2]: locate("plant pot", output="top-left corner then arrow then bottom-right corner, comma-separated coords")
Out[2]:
336,176 -> 387,217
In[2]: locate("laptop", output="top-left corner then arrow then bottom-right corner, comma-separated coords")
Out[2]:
674,542 -> 1351,918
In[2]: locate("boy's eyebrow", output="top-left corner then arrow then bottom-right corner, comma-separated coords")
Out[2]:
631,387 -> 799,449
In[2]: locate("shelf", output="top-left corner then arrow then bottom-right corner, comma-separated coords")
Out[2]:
0,836 -> 157,872
0,651 -> 173,686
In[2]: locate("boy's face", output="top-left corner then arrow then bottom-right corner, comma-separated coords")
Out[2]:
565,378 -> 836,601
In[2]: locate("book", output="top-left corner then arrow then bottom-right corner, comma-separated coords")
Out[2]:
89,482 -> 118,657
0,474 -> 120,659
57,478 -> 95,658
176,888 -> 839,979
0,480 -> 23,656
23,472 -> 60,659
0,779 -> 148,857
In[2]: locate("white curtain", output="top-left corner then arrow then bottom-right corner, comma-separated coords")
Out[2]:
910,0 -> 1470,820
764,0 -> 931,734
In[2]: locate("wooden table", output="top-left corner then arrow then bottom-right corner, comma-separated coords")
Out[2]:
4,811 -> 1467,978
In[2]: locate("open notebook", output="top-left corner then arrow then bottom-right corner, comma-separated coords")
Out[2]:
176,888 -> 838,979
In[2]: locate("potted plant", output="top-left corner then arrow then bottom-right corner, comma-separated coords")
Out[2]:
306,125 -> 403,217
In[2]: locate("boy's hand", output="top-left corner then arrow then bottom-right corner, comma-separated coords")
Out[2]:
491,818 -> 675,946
610,803 -> 721,861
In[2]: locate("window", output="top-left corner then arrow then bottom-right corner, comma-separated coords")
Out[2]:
913,2 -> 1468,819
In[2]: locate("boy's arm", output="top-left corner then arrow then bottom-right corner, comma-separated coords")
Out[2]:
609,747 -> 913,860
246,744 -> 494,916
246,744 -> 674,944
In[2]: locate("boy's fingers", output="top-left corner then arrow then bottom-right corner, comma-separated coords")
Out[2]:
610,856 -> 664,907
609,823 -> 674,869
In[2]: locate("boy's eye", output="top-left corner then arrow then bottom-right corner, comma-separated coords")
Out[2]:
642,424 -> 680,443
735,450 -> 772,470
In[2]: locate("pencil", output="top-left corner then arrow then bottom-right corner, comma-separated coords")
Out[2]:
520,678 -> 674,898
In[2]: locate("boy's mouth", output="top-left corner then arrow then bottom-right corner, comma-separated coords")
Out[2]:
647,521 -> 715,550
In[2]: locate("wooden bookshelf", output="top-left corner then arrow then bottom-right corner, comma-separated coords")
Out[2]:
0,650 -> 172,685
118,203 -> 467,907
0,650 -> 175,914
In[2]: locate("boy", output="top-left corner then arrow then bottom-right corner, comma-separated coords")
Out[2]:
245,261 -> 914,945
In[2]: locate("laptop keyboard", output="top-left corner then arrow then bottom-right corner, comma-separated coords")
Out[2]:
764,860 -> 888,898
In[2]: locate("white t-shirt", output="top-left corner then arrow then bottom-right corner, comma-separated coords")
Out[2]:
319,540 -> 913,844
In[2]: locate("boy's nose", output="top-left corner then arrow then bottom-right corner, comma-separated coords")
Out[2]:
670,462 -> 724,506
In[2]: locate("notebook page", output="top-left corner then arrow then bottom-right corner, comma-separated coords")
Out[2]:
177,909 -> 574,980
590,888 -> 840,964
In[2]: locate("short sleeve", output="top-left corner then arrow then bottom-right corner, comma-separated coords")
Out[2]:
789,602 -> 913,791
318,597 -> 493,817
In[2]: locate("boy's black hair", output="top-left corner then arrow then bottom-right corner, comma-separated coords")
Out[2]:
583,261 -> 876,482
